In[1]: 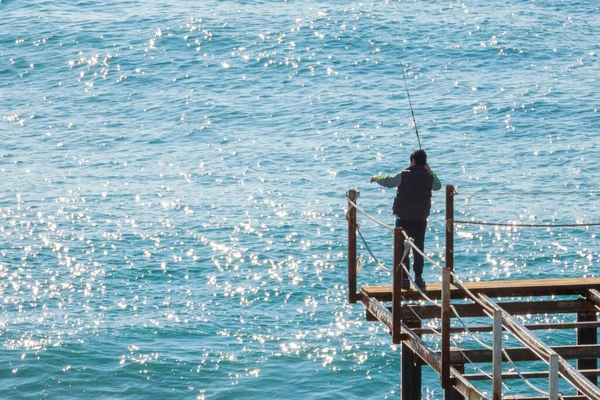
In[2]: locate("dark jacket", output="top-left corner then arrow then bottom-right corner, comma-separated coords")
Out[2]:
393,166 -> 434,220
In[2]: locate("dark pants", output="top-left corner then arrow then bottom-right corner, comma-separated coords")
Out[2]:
395,218 -> 427,277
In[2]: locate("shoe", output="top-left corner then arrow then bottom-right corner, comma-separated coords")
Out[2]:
415,277 -> 427,290
401,278 -> 411,290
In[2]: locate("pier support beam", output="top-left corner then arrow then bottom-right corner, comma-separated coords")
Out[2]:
577,310 -> 597,389
402,321 -> 422,400
445,364 -> 465,400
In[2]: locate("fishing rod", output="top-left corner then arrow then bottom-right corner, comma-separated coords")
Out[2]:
401,65 -> 422,150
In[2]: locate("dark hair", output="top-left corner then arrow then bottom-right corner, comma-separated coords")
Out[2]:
410,149 -> 427,166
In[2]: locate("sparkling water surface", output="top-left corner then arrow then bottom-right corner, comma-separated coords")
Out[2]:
2,1 -> 600,398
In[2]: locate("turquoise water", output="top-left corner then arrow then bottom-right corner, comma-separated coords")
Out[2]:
1,1 -> 600,398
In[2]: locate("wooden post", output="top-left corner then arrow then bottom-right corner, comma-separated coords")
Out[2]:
392,227 -> 404,344
444,185 -> 464,400
577,311 -> 598,390
492,311 -> 502,400
347,190 -> 359,303
446,185 -> 455,281
441,267 -> 451,390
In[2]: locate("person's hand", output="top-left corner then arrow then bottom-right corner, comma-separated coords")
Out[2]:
424,163 -> 432,173
370,176 -> 376,183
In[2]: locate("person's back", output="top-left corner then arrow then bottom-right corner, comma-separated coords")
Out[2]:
370,149 -> 441,289
393,165 -> 434,221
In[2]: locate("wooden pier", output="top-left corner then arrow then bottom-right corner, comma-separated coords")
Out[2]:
346,187 -> 600,400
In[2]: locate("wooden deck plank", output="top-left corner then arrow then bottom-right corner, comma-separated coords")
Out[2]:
396,299 -> 595,321
362,277 -> 600,301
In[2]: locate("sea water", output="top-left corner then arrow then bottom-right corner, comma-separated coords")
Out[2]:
1,1 -> 600,398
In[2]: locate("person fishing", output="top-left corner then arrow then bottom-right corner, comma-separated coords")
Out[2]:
370,149 -> 441,289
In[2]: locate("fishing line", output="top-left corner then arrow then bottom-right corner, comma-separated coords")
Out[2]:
401,65 -> 422,150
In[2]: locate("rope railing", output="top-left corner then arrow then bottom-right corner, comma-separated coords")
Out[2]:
455,219 -> 600,228
356,225 -> 391,273
346,196 -> 394,231
448,271 -> 496,315
401,262 -> 440,306
455,189 -> 600,197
